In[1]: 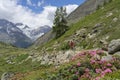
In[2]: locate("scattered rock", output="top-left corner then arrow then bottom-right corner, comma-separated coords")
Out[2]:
88,33 -> 96,39
30,50 -> 75,66
113,52 -> 120,56
75,29 -> 87,38
100,39 -> 107,44
93,23 -> 102,29
1,72 -> 14,80
113,17 -> 118,22
108,39 -> 120,54
106,12 -> 113,17
101,55 -> 113,61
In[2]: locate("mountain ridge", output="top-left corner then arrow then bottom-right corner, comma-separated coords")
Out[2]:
16,23 -> 51,41
67,0 -> 110,24
0,19 -> 32,48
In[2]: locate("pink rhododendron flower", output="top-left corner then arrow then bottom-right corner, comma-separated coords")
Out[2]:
75,71 -> 79,75
104,68 -> 112,73
95,76 -> 101,80
97,50 -> 103,54
98,60 -> 102,64
89,50 -> 96,56
90,59 -> 96,64
100,60 -> 106,64
71,57 -> 75,61
78,52 -> 85,56
95,69 -> 102,73
85,74 -> 90,78
77,62 -> 81,66
85,68 -> 90,72
107,63 -> 112,67
102,66 -> 107,70
100,71 -> 105,77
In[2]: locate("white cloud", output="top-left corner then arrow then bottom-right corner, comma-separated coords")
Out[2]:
37,0 -> 44,7
0,0 -> 78,29
26,0 -> 37,7
26,0 -> 32,6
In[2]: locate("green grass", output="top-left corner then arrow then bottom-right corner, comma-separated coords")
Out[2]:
0,0 -> 120,79
101,70 -> 120,80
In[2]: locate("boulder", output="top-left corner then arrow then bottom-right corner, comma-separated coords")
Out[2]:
1,72 -> 14,80
108,39 -> 120,54
113,52 -> 120,56
101,55 -> 113,61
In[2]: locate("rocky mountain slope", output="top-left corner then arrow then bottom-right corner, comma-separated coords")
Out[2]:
67,0 -> 110,24
33,30 -> 55,46
34,0 -> 112,47
0,19 -> 32,48
30,25 -> 51,41
0,19 -> 51,48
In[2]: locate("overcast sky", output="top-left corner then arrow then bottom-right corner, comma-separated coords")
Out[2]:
0,0 -> 85,29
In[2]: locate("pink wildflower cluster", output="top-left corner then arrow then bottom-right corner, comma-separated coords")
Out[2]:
69,49 -> 116,80
71,49 -> 104,61
80,68 -> 91,79
77,62 -> 81,66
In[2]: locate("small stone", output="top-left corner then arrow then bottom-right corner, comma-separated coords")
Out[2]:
101,55 -> 113,61
106,12 -> 113,17
113,17 -> 118,22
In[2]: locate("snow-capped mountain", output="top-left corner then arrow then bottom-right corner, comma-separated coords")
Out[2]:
15,23 -> 31,38
16,23 -> 51,41
30,25 -> 51,41
0,19 -> 32,48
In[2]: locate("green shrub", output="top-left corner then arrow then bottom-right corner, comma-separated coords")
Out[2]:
112,55 -> 120,69
15,54 -> 29,62
60,42 -> 70,50
69,74 -> 78,80
101,70 -> 120,80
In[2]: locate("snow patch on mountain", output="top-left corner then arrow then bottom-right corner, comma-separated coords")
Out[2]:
16,23 -> 51,41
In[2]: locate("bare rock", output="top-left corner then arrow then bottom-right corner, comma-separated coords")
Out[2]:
108,39 -> 120,54
113,52 -> 120,56
106,12 -> 113,17
1,72 -> 14,80
101,55 -> 113,61
113,17 -> 118,22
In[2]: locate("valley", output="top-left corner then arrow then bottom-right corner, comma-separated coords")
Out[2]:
0,0 -> 120,80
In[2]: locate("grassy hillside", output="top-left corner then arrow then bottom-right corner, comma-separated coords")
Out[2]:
35,0 -> 120,52
0,0 -> 120,80
22,0 -> 120,79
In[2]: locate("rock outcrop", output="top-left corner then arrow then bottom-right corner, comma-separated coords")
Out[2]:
108,39 -> 120,54
33,30 -> 55,46
1,72 -> 14,80
28,50 -> 77,66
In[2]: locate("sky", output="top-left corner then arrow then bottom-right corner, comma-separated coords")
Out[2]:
0,0 -> 85,29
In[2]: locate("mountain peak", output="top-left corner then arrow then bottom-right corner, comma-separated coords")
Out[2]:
0,19 -> 32,48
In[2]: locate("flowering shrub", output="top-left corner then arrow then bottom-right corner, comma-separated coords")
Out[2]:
43,49 -> 120,80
